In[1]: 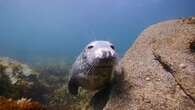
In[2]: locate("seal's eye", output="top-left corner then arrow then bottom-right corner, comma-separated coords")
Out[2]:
110,45 -> 115,50
87,45 -> 94,49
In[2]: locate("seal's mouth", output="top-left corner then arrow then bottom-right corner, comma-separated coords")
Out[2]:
94,59 -> 115,68
94,58 -> 115,66
89,56 -> 116,69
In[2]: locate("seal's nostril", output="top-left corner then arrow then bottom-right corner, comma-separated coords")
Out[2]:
101,51 -> 113,58
102,51 -> 107,57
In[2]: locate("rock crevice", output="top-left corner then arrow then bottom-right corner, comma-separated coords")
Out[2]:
153,53 -> 195,104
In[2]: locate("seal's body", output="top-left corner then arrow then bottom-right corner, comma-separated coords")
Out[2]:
68,40 -> 117,95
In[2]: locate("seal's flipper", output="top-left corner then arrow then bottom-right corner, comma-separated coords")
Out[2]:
68,77 -> 79,96
90,83 -> 112,110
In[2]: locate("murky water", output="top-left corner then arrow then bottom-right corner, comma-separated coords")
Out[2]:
0,0 -> 194,110
0,0 -> 194,62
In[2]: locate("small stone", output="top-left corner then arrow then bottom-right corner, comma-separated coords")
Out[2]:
145,77 -> 150,81
179,63 -> 186,69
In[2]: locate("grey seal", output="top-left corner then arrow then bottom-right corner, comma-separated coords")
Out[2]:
68,40 -> 118,110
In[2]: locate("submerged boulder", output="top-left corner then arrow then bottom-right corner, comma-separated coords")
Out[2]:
0,57 -> 38,85
0,57 -> 47,102
104,17 -> 195,110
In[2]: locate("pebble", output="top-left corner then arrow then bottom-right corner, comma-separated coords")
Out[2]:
179,63 -> 186,69
145,77 -> 150,81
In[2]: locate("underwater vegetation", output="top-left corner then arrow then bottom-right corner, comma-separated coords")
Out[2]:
0,96 -> 46,110
31,59 -> 93,110
0,57 -> 93,110
0,57 -> 48,102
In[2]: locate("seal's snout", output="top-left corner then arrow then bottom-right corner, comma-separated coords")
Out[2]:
102,50 -> 111,58
95,48 -> 115,59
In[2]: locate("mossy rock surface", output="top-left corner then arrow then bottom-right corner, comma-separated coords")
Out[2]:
0,57 -> 46,101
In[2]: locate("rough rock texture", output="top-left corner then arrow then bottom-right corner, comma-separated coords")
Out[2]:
104,17 -> 195,110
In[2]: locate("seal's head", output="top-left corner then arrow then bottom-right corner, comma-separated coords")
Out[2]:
83,40 -> 117,67
68,40 -> 117,96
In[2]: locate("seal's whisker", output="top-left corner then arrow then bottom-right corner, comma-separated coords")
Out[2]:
87,62 -> 95,75
86,63 -> 93,75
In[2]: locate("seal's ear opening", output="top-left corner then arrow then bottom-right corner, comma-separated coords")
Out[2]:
68,78 -> 79,96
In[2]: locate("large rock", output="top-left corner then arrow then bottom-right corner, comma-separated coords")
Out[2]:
104,17 -> 195,110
